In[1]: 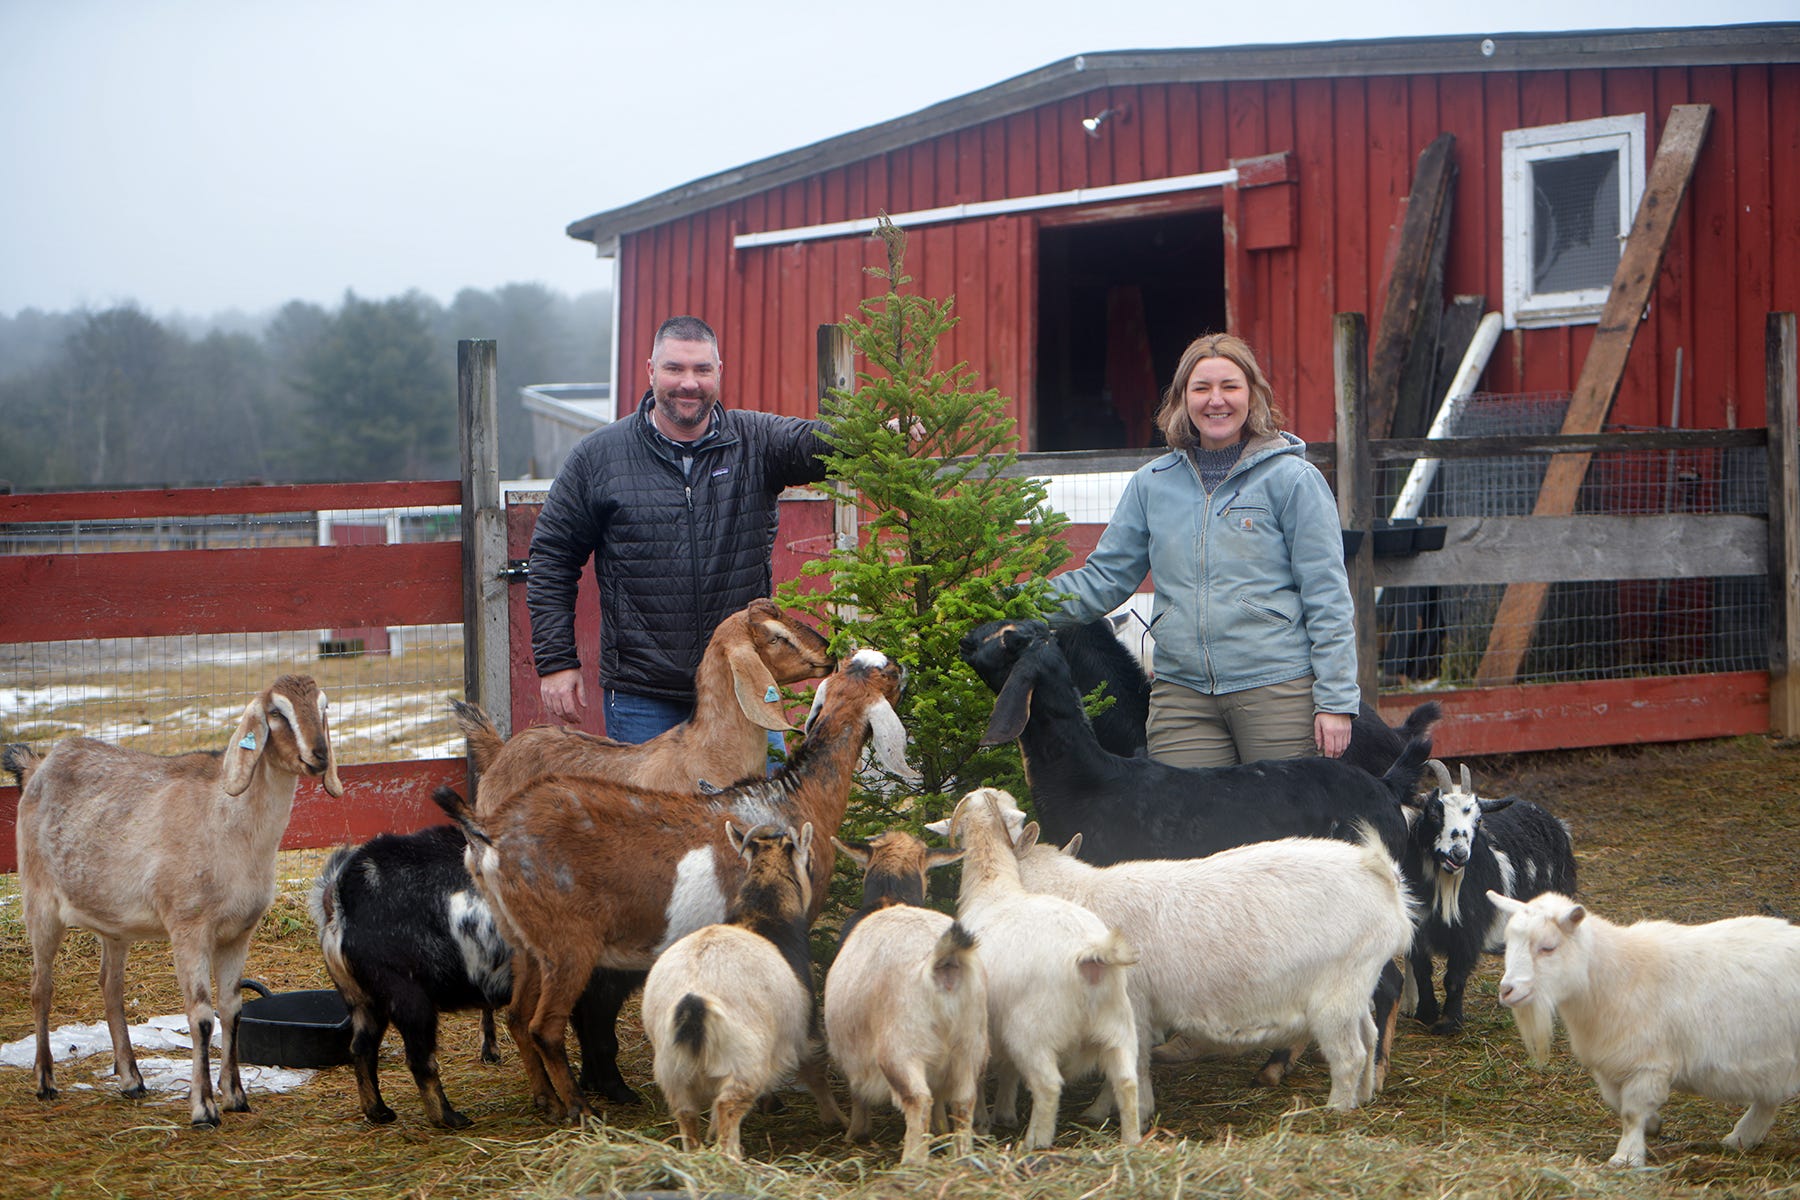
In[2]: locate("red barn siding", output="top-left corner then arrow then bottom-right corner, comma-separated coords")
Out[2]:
611,63 -> 1799,446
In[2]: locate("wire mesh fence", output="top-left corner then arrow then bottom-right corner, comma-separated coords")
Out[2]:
1032,392 -> 1771,689
1,505 -> 466,763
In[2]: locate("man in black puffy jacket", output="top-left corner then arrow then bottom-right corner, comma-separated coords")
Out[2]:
526,314 -> 832,743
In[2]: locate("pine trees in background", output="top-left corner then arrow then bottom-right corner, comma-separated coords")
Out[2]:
787,216 -> 1069,829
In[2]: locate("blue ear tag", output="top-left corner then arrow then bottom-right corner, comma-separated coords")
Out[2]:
238,732 -> 257,751
764,686 -> 780,703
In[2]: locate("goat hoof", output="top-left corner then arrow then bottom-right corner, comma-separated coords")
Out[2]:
225,1096 -> 251,1113
36,1084 -> 59,1101
120,1083 -> 147,1099
1429,1018 -> 1463,1036
585,1080 -> 641,1105
439,1108 -> 472,1130
192,1110 -> 222,1128
366,1104 -> 398,1124
480,1048 -> 502,1065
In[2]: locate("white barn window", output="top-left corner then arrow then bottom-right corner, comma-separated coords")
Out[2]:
1502,114 -> 1647,329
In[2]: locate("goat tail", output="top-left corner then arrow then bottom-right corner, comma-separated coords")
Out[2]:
1382,734 -> 1434,803
1400,700 -> 1443,742
308,845 -> 359,985
1076,929 -> 1139,986
1349,820 -> 1423,931
432,785 -> 492,848
448,700 -> 505,775
928,922 -> 980,993
2,743 -> 41,788
672,993 -> 710,1054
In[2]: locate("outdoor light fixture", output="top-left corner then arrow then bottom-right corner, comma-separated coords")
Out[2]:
1081,103 -> 1129,138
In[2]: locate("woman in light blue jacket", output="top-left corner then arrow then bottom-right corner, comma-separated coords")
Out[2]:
1050,333 -> 1358,768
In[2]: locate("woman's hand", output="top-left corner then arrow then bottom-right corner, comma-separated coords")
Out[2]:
1315,711 -> 1353,758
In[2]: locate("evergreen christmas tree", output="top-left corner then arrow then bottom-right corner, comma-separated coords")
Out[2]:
786,216 -> 1070,832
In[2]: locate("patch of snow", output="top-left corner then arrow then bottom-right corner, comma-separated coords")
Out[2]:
0,1015 -> 315,1097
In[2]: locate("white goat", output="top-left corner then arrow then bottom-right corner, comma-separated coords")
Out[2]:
989,792 -> 1414,1117
1491,890 -> 1800,1167
640,821 -> 846,1158
825,831 -> 987,1164
926,787 -> 1140,1150
5,674 -> 343,1126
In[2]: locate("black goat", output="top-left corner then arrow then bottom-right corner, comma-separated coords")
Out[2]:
1401,760 -> 1578,1033
1052,618 -> 1151,758
1341,699 -> 1443,777
960,617 -> 1432,1087
963,619 -> 1429,866
310,824 -> 512,1128
1053,615 -> 1439,774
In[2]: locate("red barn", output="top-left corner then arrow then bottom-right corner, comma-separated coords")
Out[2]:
566,24 -> 1799,445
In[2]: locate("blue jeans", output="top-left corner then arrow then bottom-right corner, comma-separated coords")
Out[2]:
602,689 -> 692,745
602,688 -> 786,767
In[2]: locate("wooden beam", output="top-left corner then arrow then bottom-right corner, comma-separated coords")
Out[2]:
1371,513 -> 1766,586
0,480 -> 461,524
1475,103 -> 1714,685
1768,313 -> 1800,737
1334,313 -> 1378,704
459,340 -> 510,739
1367,133 -> 1456,440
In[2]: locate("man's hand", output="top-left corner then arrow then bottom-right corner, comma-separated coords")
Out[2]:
540,669 -> 587,725
1315,711 -> 1353,759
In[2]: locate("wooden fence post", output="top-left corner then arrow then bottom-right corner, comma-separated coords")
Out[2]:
1334,313 -> 1379,706
1768,313 -> 1800,738
816,324 -> 862,620
459,339 -> 510,747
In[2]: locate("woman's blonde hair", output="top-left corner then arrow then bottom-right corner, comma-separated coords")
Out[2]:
1154,332 -> 1285,450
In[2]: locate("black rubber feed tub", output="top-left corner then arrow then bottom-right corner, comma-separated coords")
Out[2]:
235,978 -> 354,1068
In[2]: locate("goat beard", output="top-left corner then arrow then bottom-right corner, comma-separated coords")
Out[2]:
1508,993 -> 1557,1066
1432,866 -> 1465,926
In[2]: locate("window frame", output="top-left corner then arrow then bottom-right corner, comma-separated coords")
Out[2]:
1501,113 -> 1648,330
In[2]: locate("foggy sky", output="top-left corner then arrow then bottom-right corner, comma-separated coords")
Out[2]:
2,0 -> 1789,321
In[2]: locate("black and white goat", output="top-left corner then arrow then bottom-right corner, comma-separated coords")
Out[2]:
1402,760 -> 1578,1033
310,823 -> 513,1128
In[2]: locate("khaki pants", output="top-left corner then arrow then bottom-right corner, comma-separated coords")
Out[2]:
1146,675 -> 1319,768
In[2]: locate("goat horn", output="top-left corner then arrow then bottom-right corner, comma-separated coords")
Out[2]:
1459,763 -> 1473,794
1426,759 -> 1453,790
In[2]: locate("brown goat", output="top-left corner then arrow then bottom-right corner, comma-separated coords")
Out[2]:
453,598 -> 833,805
4,674 -> 343,1126
435,648 -> 914,1122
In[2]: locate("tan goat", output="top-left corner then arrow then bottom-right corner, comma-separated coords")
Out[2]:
435,648 -> 915,1122
4,674 -> 343,1126
453,598 -> 833,804
642,820 -> 846,1158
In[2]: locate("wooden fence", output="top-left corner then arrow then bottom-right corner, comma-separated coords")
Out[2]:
3,321 -> 1795,869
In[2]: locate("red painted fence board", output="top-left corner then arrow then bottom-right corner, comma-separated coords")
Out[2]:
0,481 -> 461,523
0,543 -> 464,642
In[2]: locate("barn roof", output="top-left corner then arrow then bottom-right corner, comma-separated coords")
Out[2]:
566,23 -> 1800,255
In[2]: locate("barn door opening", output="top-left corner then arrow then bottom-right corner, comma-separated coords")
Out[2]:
1033,209 -> 1226,451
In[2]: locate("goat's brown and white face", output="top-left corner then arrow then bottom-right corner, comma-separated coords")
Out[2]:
726,820 -> 814,918
223,674 -> 343,797
744,599 -> 834,683
802,649 -> 917,781
833,829 -> 961,904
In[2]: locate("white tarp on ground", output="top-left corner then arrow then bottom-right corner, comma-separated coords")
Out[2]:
0,1014 -> 314,1097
